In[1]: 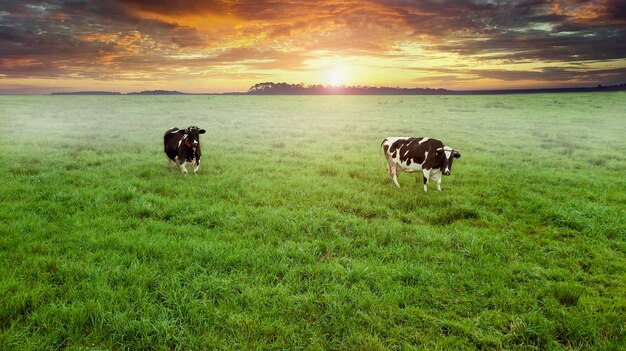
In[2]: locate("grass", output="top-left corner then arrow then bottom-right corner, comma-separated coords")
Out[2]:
0,93 -> 624,350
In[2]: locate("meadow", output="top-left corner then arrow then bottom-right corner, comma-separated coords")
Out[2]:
0,93 -> 624,350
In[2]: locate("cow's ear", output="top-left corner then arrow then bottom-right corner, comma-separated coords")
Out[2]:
453,151 -> 461,158
177,129 -> 187,134
198,129 -> 206,134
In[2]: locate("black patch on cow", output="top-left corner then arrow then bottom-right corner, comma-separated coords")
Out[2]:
423,176 -> 428,184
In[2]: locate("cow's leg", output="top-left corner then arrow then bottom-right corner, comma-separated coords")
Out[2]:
193,157 -> 200,175
383,151 -> 394,177
422,169 -> 431,192
167,156 -> 179,172
390,164 -> 401,188
431,170 -> 442,191
178,158 -> 188,174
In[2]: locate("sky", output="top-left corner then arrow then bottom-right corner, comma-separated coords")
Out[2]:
0,0 -> 625,93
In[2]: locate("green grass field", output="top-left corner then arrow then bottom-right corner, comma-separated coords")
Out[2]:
0,94 -> 624,350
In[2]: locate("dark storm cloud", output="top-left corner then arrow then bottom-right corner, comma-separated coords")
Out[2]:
436,28 -> 626,62
413,65 -> 626,85
607,0 -> 626,20
381,0 -> 626,61
377,0 -> 555,34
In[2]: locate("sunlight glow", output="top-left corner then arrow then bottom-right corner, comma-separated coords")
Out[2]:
325,66 -> 349,86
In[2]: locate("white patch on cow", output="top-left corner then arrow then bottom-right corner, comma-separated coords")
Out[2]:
443,146 -> 453,174
178,134 -> 188,148
444,146 -> 452,159
418,137 -> 429,144
194,163 -> 200,174
179,162 -> 188,174
399,160 -> 422,173
403,149 -> 410,157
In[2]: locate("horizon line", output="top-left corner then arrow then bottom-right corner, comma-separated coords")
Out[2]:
1,82 -> 625,96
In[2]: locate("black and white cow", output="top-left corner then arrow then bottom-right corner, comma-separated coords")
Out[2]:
382,137 -> 461,192
164,126 -> 206,174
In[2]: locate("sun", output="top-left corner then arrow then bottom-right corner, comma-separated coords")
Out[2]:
326,67 -> 347,86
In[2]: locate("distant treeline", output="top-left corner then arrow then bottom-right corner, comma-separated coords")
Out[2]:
242,82 -> 626,95
244,82 -> 450,95
51,90 -> 184,95
127,90 -> 184,95
51,91 -> 122,95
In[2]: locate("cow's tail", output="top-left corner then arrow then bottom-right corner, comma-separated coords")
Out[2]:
380,138 -> 387,168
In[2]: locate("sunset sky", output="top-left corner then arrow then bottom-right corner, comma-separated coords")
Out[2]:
1,0 -> 625,93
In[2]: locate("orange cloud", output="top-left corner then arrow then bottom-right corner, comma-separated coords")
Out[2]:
550,0 -> 626,22
0,57 -> 40,69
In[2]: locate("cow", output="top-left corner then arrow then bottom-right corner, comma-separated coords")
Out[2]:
382,137 -> 461,192
164,126 -> 206,174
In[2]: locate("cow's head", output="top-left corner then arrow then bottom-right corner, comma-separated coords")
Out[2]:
436,146 -> 461,176
178,126 -> 206,148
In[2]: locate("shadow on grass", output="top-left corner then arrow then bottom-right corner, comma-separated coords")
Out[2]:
427,206 -> 480,225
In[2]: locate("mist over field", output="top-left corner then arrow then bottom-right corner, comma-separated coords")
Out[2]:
0,94 -> 624,350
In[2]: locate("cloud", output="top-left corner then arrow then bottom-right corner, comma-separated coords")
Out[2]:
0,0 -> 624,89
114,0 -> 226,15
412,65 -> 626,86
0,1 -> 209,78
381,0 -> 626,62
434,28 -> 626,62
